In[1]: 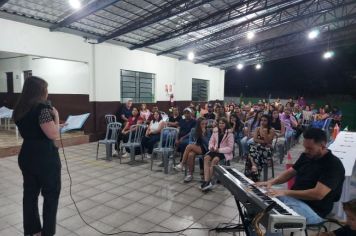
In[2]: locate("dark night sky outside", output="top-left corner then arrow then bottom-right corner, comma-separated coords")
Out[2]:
224,44 -> 356,99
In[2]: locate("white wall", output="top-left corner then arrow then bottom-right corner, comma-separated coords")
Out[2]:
94,43 -> 224,102
0,18 -> 225,102
0,56 -> 29,93
0,56 -> 89,94
30,57 -> 89,94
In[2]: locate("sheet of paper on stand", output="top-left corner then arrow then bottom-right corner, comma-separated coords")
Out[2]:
60,113 -> 90,133
328,131 -> 356,220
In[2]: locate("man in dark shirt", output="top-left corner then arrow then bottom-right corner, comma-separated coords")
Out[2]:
257,128 -> 345,228
203,104 -> 216,121
167,107 -> 182,127
119,99 -> 133,124
176,108 -> 196,155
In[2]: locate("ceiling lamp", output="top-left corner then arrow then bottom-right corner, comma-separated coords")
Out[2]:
247,31 -> 255,40
69,0 -> 81,9
255,63 -> 262,70
308,29 -> 319,40
236,63 -> 244,70
187,52 -> 195,61
323,50 -> 334,59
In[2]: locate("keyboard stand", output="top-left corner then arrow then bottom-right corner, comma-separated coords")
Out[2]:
215,197 -> 252,236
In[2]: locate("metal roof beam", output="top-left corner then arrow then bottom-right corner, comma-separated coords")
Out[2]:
218,24 -> 356,69
195,2 -> 356,64
0,0 -> 9,8
50,0 -> 121,31
222,35 -> 356,70
156,0 -> 316,56
97,0 -> 215,43
129,0 -> 255,50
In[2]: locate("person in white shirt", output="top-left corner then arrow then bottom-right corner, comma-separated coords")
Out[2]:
141,111 -> 165,158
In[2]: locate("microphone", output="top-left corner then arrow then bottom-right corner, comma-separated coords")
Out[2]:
45,100 -> 52,109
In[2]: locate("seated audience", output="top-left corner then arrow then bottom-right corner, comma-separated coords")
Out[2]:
230,113 -> 244,157
302,105 -> 314,127
167,107 -> 182,128
226,104 -> 235,120
330,106 -> 342,126
176,108 -> 196,155
312,107 -> 330,129
244,114 -> 275,182
316,199 -> 356,236
114,107 -> 143,157
271,110 -> 286,161
147,105 -> 159,123
201,118 -> 234,191
280,108 -> 298,143
141,111 -> 165,158
257,128 -> 345,235
195,104 -> 201,118
203,104 -> 216,120
200,103 -> 209,117
140,103 -> 151,123
297,96 -> 306,109
175,118 -> 211,182
240,110 -> 262,158
118,99 -> 133,124
234,106 -> 246,122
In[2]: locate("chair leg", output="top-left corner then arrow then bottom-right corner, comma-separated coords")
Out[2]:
150,152 -> 154,171
141,146 -> 144,161
96,143 -> 99,160
163,153 -> 169,174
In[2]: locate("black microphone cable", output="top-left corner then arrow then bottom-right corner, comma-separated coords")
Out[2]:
59,132 -> 233,235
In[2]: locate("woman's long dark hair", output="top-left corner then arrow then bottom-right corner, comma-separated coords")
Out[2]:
251,110 -> 262,128
152,111 -> 162,122
195,117 -> 206,139
218,117 -> 231,134
13,76 -> 48,122
261,114 -> 272,134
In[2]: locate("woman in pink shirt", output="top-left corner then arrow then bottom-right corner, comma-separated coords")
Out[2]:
140,103 -> 151,123
201,117 -> 234,191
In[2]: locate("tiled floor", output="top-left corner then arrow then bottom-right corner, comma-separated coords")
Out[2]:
0,141 -> 353,235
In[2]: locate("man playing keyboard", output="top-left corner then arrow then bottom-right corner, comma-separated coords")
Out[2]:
257,128 -> 345,235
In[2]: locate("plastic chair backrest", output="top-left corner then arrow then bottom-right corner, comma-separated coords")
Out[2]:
105,114 -> 117,124
105,122 -> 122,141
127,124 -> 146,144
159,127 -> 178,149
322,118 -> 333,130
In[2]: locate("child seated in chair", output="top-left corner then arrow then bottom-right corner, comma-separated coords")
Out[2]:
316,199 -> 356,236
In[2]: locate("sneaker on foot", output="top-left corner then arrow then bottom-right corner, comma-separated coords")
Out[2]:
112,151 -> 118,157
183,175 -> 193,183
201,181 -> 213,191
121,152 -> 129,158
174,163 -> 183,171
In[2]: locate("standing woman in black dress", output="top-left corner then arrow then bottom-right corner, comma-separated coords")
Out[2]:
13,76 -> 61,236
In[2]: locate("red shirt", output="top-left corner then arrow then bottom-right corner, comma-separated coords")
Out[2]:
127,116 -> 143,127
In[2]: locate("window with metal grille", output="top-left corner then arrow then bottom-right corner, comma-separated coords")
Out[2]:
192,78 -> 209,102
121,69 -> 155,103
